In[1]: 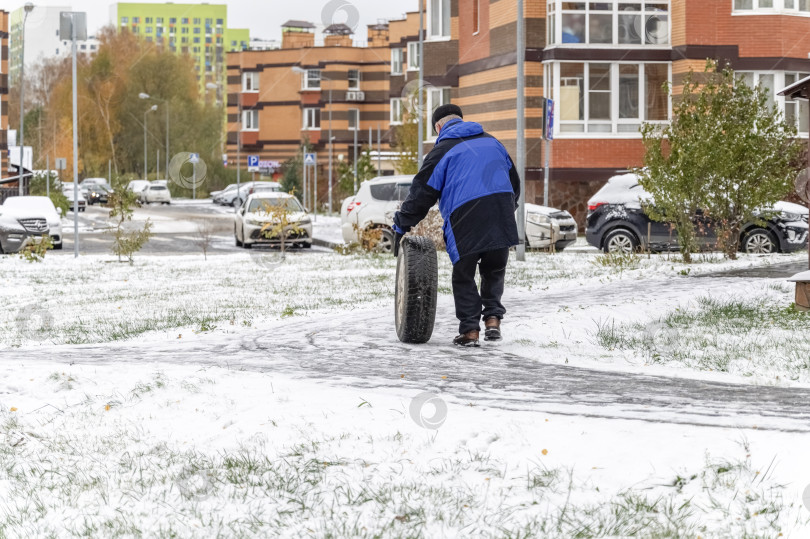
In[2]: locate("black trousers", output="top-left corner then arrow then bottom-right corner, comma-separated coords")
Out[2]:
451,248 -> 510,334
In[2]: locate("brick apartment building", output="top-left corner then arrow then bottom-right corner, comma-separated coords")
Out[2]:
1,9 -> 8,178
228,0 -> 810,225
225,17 -> 421,178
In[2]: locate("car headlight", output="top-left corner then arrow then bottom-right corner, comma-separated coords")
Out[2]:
780,211 -> 804,222
527,213 -> 551,225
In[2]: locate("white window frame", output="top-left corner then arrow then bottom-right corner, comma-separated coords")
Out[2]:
547,0 -> 671,48
407,41 -> 420,71
547,61 -> 672,139
425,87 -> 451,140
242,71 -> 259,92
348,69 -> 360,90
348,108 -> 360,131
242,109 -> 259,131
390,98 -> 404,125
473,0 -> 480,35
302,69 -> 321,90
427,0 -> 451,41
302,108 -> 321,130
737,70 -> 810,137
391,48 -> 403,75
732,0 -> 810,14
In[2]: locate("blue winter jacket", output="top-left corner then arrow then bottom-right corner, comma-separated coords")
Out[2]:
393,119 -> 520,264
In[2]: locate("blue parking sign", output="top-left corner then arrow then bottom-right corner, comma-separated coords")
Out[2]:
248,155 -> 259,168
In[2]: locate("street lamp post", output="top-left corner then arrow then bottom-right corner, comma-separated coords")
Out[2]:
18,2 -> 34,196
143,105 -> 157,179
139,93 -> 169,179
292,66 -> 334,211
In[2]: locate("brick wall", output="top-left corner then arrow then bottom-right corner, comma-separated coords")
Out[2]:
0,10 -> 7,179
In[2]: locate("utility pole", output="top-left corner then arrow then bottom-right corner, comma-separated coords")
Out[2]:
377,124 -> 381,175
18,3 -> 34,196
353,126 -> 358,193
417,1 -> 424,169
516,0 -> 527,262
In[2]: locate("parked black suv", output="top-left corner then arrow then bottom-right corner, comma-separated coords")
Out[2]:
586,174 -> 809,254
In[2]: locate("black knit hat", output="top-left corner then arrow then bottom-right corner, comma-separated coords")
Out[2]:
432,104 -> 463,133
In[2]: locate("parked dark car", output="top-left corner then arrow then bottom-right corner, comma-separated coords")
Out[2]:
586,174 -> 810,254
86,184 -> 113,205
0,207 -> 49,254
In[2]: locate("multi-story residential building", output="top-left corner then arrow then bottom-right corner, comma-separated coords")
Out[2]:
8,5 -> 100,85
1,9 -> 9,178
109,2 -> 250,97
225,19 -> 414,175
227,1 -> 810,225
453,0 -> 810,224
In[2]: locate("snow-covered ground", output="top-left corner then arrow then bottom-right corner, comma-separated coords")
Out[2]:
2,249 -> 810,536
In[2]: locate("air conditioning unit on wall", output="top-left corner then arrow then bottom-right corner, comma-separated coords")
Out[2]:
346,91 -> 365,101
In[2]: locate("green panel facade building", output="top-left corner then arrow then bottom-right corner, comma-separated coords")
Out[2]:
109,2 -> 249,99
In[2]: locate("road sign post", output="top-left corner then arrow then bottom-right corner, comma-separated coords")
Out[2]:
542,98 -> 554,208
304,153 -> 317,215
189,153 -> 199,200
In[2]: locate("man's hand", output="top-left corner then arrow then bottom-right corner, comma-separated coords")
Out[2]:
393,232 -> 403,257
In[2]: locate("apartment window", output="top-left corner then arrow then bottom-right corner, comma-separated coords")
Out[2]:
243,110 -> 259,130
738,71 -> 809,134
146,36 -> 153,42
145,17 -> 153,24
390,98 -> 404,124
133,16 -> 140,23
303,108 -> 321,130
146,27 -> 153,34
548,1 -> 670,46
216,18 -> 224,25
156,17 -> 163,24
193,17 -> 201,24
734,0 -> 810,11
194,37 -> 200,44
348,69 -> 360,90
348,108 -> 360,130
425,87 -> 451,138
181,27 -> 189,34
303,69 -> 321,89
407,41 -> 420,71
170,17 -> 176,24
181,36 -> 188,43
428,0 -> 451,39
182,17 -> 189,24
391,48 -> 403,75
132,26 -> 139,34
121,16 -> 128,23
205,18 -> 212,25
194,27 -> 201,34
551,61 -> 670,135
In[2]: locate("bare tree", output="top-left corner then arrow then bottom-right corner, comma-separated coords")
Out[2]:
193,219 -> 216,261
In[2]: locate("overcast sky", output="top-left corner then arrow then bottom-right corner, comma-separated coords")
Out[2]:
57,0 -> 416,42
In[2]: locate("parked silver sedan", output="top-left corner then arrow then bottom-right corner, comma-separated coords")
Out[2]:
0,207 -> 50,254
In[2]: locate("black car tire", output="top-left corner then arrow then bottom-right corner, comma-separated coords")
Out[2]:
53,242 -> 63,250
242,227 -> 252,249
603,229 -> 639,254
742,228 -> 778,254
235,227 -> 242,247
395,236 -> 438,344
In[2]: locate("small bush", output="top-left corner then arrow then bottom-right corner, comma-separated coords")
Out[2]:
18,235 -> 53,263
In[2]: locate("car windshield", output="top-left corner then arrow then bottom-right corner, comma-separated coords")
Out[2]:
90,185 -> 111,192
151,186 -> 168,191
248,197 -> 303,213
3,197 -> 56,213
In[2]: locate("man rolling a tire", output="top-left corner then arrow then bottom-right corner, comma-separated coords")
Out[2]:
393,104 -> 521,347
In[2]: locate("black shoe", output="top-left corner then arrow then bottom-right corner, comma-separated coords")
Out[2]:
484,317 -> 502,342
453,330 -> 480,347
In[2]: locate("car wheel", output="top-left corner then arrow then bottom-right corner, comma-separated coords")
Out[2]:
603,229 -> 639,254
395,236 -> 438,344
376,228 -> 395,253
302,242 -> 312,249
235,227 -> 242,247
742,229 -> 778,254
53,242 -> 63,250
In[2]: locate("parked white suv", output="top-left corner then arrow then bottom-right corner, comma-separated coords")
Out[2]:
140,184 -> 172,205
2,196 -> 64,249
341,176 -> 578,252
234,192 -> 312,248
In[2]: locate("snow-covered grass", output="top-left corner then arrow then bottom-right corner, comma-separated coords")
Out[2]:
1,361 -> 807,538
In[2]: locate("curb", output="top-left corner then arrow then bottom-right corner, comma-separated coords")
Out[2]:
312,237 -> 341,249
